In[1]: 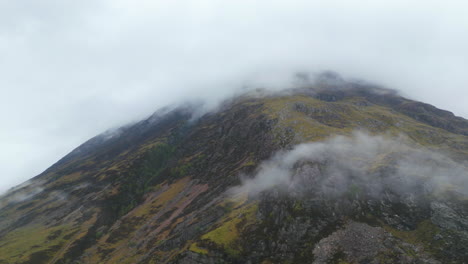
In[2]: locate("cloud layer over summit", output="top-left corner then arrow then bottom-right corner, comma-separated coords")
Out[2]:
1,0 -> 468,193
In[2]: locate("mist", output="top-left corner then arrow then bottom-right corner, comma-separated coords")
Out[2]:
1,0 -> 468,193
0,180 -> 44,210
231,132 -> 468,199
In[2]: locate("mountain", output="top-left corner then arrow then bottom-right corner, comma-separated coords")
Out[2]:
1,75 -> 468,264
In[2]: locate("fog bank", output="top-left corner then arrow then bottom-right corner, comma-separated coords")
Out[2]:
1,0 -> 468,192
231,132 -> 468,199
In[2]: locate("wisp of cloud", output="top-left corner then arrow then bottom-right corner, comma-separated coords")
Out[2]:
231,132 -> 468,200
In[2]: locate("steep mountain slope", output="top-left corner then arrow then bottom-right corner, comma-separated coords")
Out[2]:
1,78 -> 468,264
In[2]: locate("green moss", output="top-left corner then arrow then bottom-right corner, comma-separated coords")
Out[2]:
242,160 -> 256,167
202,219 -> 240,255
385,220 -> 438,245
384,220 -> 444,256
171,162 -> 192,177
189,242 -> 209,255
201,202 -> 258,256
0,224 -> 77,264
261,94 -> 468,157
293,201 -> 303,212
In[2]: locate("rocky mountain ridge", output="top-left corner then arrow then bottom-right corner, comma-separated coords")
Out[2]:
1,79 -> 468,263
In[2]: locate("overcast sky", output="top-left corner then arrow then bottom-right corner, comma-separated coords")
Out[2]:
1,0 -> 467,193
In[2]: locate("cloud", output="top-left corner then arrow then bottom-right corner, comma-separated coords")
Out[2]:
230,132 -> 468,199
0,180 -> 44,210
0,178 -> 90,211
1,0 -> 468,193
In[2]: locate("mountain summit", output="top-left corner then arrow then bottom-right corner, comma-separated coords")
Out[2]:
1,77 -> 468,264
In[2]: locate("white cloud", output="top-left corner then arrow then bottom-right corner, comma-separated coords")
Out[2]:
1,0 -> 468,193
230,132 -> 468,198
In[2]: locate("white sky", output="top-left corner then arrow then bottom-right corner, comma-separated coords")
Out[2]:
1,0 -> 467,193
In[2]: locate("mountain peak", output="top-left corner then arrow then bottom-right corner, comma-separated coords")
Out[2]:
1,81 -> 468,264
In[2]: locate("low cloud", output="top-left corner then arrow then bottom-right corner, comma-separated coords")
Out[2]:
0,180 -> 44,209
0,179 -> 89,211
1,0 -> 468,193
231,132 -> 468,199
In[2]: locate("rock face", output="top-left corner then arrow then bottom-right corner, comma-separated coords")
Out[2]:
314,222 -> 406,263
1,81 -> 468,264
